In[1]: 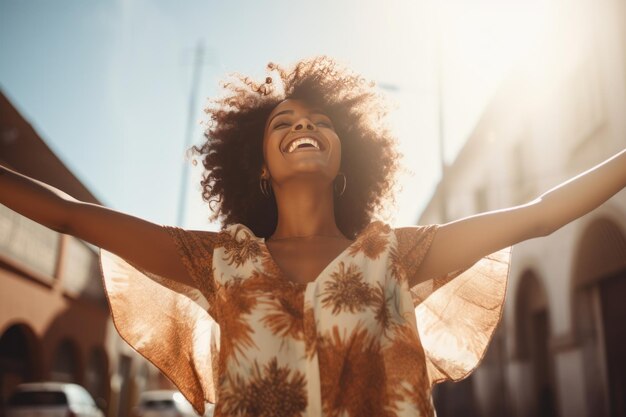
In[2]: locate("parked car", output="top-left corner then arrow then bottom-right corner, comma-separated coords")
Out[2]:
133,390 -> 214,417
5,381 -> 105,417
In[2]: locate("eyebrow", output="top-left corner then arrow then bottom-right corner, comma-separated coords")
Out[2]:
267,109 -> 327,126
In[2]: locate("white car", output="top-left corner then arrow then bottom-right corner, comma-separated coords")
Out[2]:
134,390 -> 214,417
6,382 -> 105,417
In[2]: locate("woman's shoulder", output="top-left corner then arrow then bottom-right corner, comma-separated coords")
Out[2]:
171,223 -> 259,243
363,220 -> 438,237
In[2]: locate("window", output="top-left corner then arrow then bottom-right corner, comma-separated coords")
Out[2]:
8,391 -> 67,406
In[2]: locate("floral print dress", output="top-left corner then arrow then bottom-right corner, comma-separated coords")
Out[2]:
100,221 -> 510,417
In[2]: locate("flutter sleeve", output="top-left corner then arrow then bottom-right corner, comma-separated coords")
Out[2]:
99,226 -> 220,416
394,226 -> 511,386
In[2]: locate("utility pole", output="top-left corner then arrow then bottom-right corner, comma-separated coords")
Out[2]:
177,40 -> 210,227
436,12 -> 448,224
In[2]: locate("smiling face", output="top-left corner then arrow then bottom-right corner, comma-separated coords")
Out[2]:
262,99 -> 341,188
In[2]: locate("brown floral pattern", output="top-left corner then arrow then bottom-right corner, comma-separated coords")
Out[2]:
320,262 -> 375,314
260,288 -> 305,340
383,325 -> 434,417
317,324 -> 394,417
303,304 -> 317,359
392,226 -> 437,286
101,221 -> 510,417
221,225 -> 263,267
219,358 -> 307,417
348,222 -> 390,259
215,277 -> 259,365
372,282 -> 396,333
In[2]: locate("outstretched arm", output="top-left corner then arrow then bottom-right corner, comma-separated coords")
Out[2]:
412,149 -> 626,286
0,164 -> 193,286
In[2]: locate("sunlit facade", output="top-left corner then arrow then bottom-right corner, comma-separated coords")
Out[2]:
418,0 -> 626,415
0,91 -> 174,417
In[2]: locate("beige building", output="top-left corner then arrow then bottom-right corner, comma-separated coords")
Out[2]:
0,91 -> 174,417
419,0 -> 626,416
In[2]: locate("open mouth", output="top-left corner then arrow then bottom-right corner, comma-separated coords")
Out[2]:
285,137 -> 323,153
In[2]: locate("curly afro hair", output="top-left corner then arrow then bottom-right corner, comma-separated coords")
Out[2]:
193,56 -> 400,239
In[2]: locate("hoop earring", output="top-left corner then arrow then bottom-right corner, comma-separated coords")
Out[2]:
260,177 -> 272,197
334,173 -> 346,197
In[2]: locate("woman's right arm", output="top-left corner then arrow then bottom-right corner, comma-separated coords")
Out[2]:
0,164 -> 193,286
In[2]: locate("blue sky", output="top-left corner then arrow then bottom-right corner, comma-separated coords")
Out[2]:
0,0 -> 546,230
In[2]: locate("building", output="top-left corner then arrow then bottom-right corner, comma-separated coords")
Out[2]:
0,91 -> 173,417
419,0 -> 626,416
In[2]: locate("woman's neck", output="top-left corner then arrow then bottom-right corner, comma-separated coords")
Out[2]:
271,181 -> 343,239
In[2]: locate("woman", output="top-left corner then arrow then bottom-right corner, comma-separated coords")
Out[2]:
1,57 -> 625,417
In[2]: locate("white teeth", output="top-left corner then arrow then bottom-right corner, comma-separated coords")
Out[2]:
287,137 -> 321,153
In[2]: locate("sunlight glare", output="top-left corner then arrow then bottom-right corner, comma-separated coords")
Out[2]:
376,0 -> 550,224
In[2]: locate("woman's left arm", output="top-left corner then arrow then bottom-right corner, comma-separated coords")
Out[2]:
411,149 -> 626,286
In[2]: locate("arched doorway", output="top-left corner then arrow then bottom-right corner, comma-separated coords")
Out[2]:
0,323 -> 41,408
515,271 -> 558,417
50,338 -> 82,384
573,218 -> 626,417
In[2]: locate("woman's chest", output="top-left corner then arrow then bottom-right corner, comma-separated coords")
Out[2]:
212,230 -> 407,342
265,239 -> 354,286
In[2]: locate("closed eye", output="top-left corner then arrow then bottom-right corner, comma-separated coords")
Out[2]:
316,121 -> 334,129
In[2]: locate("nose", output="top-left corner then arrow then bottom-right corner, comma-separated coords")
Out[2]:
292,117 -> 316,131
